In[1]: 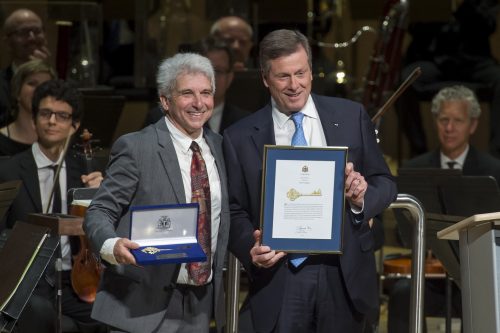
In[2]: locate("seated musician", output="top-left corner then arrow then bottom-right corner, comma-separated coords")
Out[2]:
0,79 -> 105,333
388,85 -> 500,332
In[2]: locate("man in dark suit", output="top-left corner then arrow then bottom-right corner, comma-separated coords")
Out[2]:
400,86 -> 500,183
0,79 -> 103,332
388,85 -> 500,333
84,53 -> 230,333
143,37 -> 250,132
223,29 -> 397,333
1,8 -> 51,126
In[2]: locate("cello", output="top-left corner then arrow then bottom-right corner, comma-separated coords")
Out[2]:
69,129 -> 103,303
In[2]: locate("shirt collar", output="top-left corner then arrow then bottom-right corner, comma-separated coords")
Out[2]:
441,145 -> 469,168
164,115 -> 204,154
32,142 -> 65,169
271,95 -> 317,128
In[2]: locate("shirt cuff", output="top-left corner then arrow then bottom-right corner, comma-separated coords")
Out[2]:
350,201 -> 365,224
100,237 -> 121,265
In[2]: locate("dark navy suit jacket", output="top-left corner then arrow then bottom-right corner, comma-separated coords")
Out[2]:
223,94 -> 397,331
403,146 -> 500,185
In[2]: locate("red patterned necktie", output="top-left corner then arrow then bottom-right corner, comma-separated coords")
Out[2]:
187,141 -> 211,284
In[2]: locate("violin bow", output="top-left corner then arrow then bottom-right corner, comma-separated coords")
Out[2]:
371,66 -> 422,124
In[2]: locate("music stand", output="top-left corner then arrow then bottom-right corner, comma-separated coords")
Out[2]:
396,168 -> 461,247
26,213 -> 84,333
0,222 -> 57,332
425,213 -> 462,285
440,175 -> 500,216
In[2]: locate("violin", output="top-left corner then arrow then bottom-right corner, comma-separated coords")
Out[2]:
70,129 -> 103,303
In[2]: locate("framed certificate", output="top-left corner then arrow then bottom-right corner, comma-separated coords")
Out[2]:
129,203 -> 207,265
260,145 -> 347,253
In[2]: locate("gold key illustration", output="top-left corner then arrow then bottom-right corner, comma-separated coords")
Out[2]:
286,188 -> 322,201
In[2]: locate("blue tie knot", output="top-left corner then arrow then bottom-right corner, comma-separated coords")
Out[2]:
291,112 -> 305,128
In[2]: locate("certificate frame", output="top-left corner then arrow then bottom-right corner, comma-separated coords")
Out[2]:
260,145 -> 347,254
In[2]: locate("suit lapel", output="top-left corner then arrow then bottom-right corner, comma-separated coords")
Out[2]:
19,151 -> 43,212
250,105 -> 275,163
155,120 -> 186,203
431,150 -> 442,168
462,146 -> 478,174
313,95 -> 337,146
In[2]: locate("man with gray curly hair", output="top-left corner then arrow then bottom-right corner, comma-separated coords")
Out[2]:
405,85 -> 500,181
84,53 -> 230,333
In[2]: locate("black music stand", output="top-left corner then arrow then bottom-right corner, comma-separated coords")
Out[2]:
425,213 -> 462,285
26,213 -> 84,333
396,168 -> 462,246
0,222 -> 57,332
440,175 -> 500,216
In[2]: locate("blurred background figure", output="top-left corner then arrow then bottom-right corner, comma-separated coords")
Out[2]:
0,59 -> 55,156
210,16 -> 254,71
0,8 -> 50,126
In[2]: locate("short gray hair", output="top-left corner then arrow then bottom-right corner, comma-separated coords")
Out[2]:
431,85 -> 481,119
156,53 -> 215,99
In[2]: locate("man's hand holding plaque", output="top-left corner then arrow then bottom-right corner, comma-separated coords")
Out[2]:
344,162 -> 367,210
250,230 -> 286,268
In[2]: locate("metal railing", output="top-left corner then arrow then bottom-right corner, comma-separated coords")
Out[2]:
389,194 -> 426,333
225,193 -> 426,333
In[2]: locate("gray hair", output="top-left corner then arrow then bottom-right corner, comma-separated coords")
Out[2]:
156,53 -> 215,100
259,29 -> 312,75
431,85 -> 481,119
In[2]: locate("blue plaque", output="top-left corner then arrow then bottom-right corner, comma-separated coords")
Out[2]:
129,203 -> 207,265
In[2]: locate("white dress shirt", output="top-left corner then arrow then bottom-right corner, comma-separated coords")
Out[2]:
440,145 -> 468,170
272,95 -> 326,147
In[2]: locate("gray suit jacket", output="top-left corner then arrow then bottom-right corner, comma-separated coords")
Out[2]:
83,119 -> 230,332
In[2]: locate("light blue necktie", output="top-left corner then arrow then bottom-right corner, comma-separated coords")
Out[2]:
289,112 -> 308,267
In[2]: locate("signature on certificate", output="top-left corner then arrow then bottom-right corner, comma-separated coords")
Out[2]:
295,225 -> 313,235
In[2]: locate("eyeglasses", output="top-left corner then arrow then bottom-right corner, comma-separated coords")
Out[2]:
8,26 -> 44,38
38,109 -> 73,122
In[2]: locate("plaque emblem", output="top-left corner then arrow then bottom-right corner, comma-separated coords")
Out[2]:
156,215 -> 172,231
